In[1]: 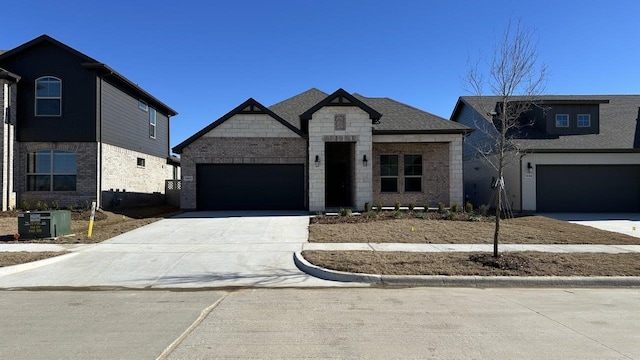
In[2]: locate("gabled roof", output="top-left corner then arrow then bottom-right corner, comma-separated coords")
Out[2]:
0,34 -> 177,116
267,88 -> 469,134
356,95 -> 471,134
452,95 -> 640,151
0,67 -> 20,82
172,98 -> 305,154
300,88 -> 382,123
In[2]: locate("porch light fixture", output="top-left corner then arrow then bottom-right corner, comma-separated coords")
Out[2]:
315,155 -> 320,167
527,162 -> 533,173
363,155 -> 368,167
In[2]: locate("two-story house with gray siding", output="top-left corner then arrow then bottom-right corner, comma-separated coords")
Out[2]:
451,95 -> 640,212
173,88 -> 470,212
0,35 -> 177,210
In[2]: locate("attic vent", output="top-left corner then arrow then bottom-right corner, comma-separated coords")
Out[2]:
335,114 -> 346,130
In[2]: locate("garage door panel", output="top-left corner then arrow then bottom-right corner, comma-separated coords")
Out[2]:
537,165 -> 640,212
197,164 -> 305,210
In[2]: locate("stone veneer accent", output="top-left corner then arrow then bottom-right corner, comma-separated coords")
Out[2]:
18,142 -> 98,208
180,137 -> 307,210
205,114 -> 299,138
308,106 -> 373,211
0,81 -> 17,210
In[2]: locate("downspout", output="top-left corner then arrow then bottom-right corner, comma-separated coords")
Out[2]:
98,75 -> 103,208
519,152 -> 526,213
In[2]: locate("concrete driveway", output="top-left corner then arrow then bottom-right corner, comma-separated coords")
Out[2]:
541,213 -> 640,238
0,211 -> 348,289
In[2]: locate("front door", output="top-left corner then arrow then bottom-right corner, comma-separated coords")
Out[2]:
325,142 -> 354,208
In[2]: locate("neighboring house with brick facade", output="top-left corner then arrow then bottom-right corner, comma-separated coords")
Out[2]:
451,95 -> 640,213
173,88 -> 470,212
0,35 -> 178,210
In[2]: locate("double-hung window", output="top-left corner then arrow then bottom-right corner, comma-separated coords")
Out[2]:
555,114 -> 569,128
404,154 -> 422,192
27,150 -> 77,191
35,77 -> 62,116
149,107 -> 157,139
380,155 -> 398,192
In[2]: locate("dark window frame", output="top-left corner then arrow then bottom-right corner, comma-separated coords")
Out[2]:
380,154 -> 398,192
149,107 -> 157,139
35,76 -> 62,117
404,154 -> 423,192
26,150 -> 77,192
137,157 -> 146,167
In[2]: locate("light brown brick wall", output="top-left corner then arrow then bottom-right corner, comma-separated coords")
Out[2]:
180,137 -> 307,209
372,142 -> 450,207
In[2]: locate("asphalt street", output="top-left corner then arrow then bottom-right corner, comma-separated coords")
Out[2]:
1,288 -> 638,359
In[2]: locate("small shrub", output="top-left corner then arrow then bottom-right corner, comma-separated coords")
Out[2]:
469,215 -> 482,222
408,203 -> 415,212
451,203 -> 459,213
51,200 -> 60,210
415,212 -> 429,219
363,211 -> 378,220
445,211 -> 456,221
364,202 -> 372,212
465,201 -> 473,213
35,200 -> 49,211
438,202 -> 445,213
338,208 -> 352,217
394,202 -> 401,211
423,203 -> 429,212
21,200 -> 31,211
478,204 -> 490,216
375,203 -> 383,213
393,210 -> 404,219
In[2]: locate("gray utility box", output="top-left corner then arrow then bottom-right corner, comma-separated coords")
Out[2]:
18,210 -> 72,239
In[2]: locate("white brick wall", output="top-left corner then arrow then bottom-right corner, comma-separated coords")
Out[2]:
204,114 -> 299,138
308,106 -> 373,211
449,137 -> 464,206
0,81 -> 17,210
101,143 -> 171,194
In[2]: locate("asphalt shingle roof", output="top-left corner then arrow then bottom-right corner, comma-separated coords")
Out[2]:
269,88 -> 470,134
455,95 -> 640,151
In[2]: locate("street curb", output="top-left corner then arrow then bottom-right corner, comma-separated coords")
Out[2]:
294,252 -> 640,288
0,252 -> 78,278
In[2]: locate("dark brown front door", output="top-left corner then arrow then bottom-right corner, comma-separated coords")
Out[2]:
325,142 -> 354,208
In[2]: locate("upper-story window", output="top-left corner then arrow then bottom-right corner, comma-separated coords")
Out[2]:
577,114 -> 591,127
555,114 -> 569,128
138,100 -> 148,112
149,107 -> 157,139
35,76 -> 61,116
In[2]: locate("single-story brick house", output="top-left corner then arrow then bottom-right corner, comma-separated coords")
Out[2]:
173,88 -> 471,212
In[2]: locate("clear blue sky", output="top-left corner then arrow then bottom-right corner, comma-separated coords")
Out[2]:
3,1 -> 640,151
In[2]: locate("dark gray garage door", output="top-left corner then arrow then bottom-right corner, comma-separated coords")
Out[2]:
536,165 -> 640,212
196,164 -> 305,210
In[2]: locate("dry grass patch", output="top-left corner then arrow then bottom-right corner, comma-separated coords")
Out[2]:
0,251 -> 68,268
309,215 -> 640,245
0,205 -> 180,244
302,250 -> 640,276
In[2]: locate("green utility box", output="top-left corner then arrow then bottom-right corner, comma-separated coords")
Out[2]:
17,210 -> 71,239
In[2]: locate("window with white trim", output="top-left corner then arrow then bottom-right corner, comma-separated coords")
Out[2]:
555,114 -> 569,127
404,154 -> 422,192
138,100 -> 148,112
35,76 -> 61,116
26,150 -> 77,191
380,155 -> 398,192
577,114 -> 591,127
149,107 -> 156,139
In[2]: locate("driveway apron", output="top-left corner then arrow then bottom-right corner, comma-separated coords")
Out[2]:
0,211 -> 345,288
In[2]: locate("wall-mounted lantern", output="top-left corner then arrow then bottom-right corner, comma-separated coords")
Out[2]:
362,155 -> 368,167
527,162 -> 533,173
315,155 -> 320,167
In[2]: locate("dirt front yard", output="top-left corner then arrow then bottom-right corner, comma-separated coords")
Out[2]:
0,206 -> 180,267
310,214 -> 640,245
306,212 -> 640,276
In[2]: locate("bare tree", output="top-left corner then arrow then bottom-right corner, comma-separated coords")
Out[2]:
465,19 -> 548,257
